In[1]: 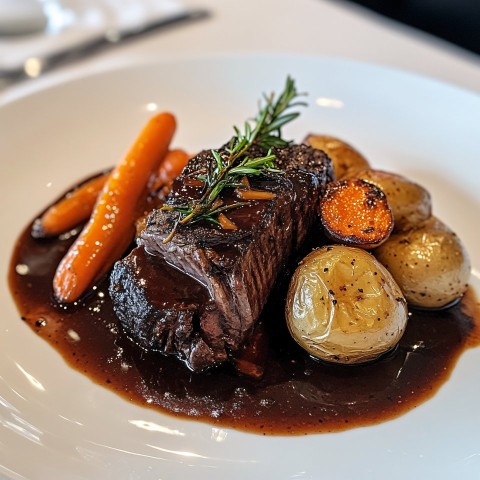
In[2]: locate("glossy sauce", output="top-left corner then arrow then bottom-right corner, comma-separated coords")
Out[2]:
9,219 -> 480,435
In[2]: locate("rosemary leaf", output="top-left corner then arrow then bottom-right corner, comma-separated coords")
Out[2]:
161,76 -> 306,243
212,150 -> 224,171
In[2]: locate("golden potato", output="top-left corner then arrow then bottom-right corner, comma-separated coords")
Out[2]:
349,169 -> 432,232
304,134 -> 370,179
286,245 -> 408,364
375,217 -> 470,309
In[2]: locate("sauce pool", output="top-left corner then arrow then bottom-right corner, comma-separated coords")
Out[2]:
8,219 -> 480,436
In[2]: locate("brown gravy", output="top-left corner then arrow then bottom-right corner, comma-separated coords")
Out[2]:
8,217 -> 480,435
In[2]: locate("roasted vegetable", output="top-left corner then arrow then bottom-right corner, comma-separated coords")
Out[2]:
53,112 -> 176,303
32,172 -> 109,238
347,169 -> 432,232
150,149 -> 190,192
320,179 -> 394,249
304,134 -> 370,179
375,217 -> 470,309
286,245 -> 408,364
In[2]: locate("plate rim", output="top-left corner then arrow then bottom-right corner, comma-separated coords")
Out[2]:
1,52 -> 479,111
1,53 -> 480,480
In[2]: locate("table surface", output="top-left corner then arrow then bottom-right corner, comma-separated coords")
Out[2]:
1,0 -> 479,105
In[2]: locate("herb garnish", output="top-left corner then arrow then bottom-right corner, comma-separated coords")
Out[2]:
162,76 -> 306,243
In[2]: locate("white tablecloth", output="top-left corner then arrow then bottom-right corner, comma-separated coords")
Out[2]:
1,0 -> 479,105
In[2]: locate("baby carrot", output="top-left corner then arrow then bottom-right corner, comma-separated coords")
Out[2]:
33,172 -> 109,238
151,149 -> 189,191
37,148 -> 189,238
53,112 -> 176,303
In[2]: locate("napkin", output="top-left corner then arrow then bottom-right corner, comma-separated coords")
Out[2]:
0,0 -> 188,71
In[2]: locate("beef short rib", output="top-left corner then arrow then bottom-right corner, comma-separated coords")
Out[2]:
110,144 -> 333,371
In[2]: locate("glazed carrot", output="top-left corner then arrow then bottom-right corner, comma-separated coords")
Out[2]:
33,173 -> 109,238
151,149 -> 189,191
319,179 -> 393,249
240,176 -> 251,189
235,189 -> 277,201
218,213 -> 238,230
37,149 -> 188,238
53,112 -> 176,303
93,224 -> 136,284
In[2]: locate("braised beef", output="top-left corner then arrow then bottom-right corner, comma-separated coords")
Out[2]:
110,144 -> 333,370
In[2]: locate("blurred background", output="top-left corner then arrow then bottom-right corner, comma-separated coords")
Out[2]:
343,0 -> 480,55
1,0 -> 480,99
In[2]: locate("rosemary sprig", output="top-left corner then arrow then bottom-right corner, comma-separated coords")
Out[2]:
162,76 -> 306,243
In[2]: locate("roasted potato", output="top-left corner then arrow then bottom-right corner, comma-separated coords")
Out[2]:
375,217 -> 470,309
320,179 -> 393,249
304,134 -> 370,179
286,245 -> 408,364
348,169 -> 432,232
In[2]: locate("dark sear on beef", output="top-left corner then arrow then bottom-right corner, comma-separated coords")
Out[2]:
110,144 -> 333,371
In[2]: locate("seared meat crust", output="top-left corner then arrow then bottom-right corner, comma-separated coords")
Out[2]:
110,144 -> 333,370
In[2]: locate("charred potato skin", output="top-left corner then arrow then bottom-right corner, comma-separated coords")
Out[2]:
374,217 -> 471,309
348,169 -> 432,232
304,134 -> 370,179
286,245 -> 408,365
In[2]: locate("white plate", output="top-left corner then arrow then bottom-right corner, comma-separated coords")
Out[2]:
1,55 -> 479,480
